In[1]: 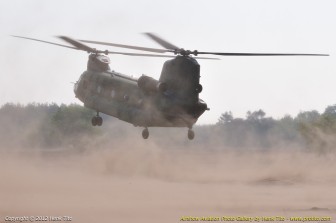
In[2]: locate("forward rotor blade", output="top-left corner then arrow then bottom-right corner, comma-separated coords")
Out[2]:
11,35 -> 77,50
144,33 -> 179,50
11,35 -> 199,58
80,39 -> 169,53
197,52 -> 329,56
57,36 -> 97,53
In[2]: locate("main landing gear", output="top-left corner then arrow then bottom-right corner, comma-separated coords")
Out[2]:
142,127 -> 149,139
91,112 -> 103,126
141,127 -> 195,140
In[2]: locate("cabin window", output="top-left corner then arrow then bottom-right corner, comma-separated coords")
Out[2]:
97,85 -> 102,94
124,94 -> 129,101
111,89 -> 116,98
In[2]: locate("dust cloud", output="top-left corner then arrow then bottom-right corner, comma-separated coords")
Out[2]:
1,142 -> 336,223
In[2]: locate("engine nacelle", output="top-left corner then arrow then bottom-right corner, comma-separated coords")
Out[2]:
138,75 -> 167,93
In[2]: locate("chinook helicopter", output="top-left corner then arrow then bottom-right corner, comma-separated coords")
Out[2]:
12,34 -> 328,140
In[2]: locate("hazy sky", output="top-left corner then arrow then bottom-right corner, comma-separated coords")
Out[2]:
0,0 -> 335,124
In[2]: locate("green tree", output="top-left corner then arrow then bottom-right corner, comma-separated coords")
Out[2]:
218,111 -> 233,124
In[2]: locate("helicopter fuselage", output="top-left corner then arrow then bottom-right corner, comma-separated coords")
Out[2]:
74,54 -> 208,128
12,33 -> 328,140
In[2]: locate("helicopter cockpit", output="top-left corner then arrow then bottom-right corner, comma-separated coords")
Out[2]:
87,54 -> 111,72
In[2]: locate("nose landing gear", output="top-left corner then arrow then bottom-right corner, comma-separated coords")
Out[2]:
188,128 -> 195,140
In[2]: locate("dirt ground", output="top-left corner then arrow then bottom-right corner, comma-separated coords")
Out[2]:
1,144 -> 336,223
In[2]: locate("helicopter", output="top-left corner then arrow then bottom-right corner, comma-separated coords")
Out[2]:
12,34 -> 328,140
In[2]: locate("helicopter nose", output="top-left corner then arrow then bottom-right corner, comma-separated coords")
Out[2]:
73,82 -> 79,96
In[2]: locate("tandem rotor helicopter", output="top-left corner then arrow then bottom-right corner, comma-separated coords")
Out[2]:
12,33 -> 328,140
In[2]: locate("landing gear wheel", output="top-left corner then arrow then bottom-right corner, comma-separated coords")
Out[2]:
91,116 -> 97,126
188,129 -> 195,140
96,116 -> 103,126
142,128 -> 149,139
195,84 -> 203,93
91,115 -> 103,127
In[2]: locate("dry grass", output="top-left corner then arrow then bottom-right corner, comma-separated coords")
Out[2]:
1,144 -> 336,222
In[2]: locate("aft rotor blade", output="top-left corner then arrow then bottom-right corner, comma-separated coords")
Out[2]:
11,35 -> 77,50
80,39 -> 169,53
105,50 -> 218,59
193,57 -> 219,60
197,52 -> 329,56
144,33 -> 179,50
57,36 -> 97,53
106,51 -> 175,58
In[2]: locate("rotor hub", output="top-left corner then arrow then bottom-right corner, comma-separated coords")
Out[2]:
174,49 -> 198,56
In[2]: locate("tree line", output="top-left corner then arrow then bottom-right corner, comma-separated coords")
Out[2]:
0,102 -> 335,152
